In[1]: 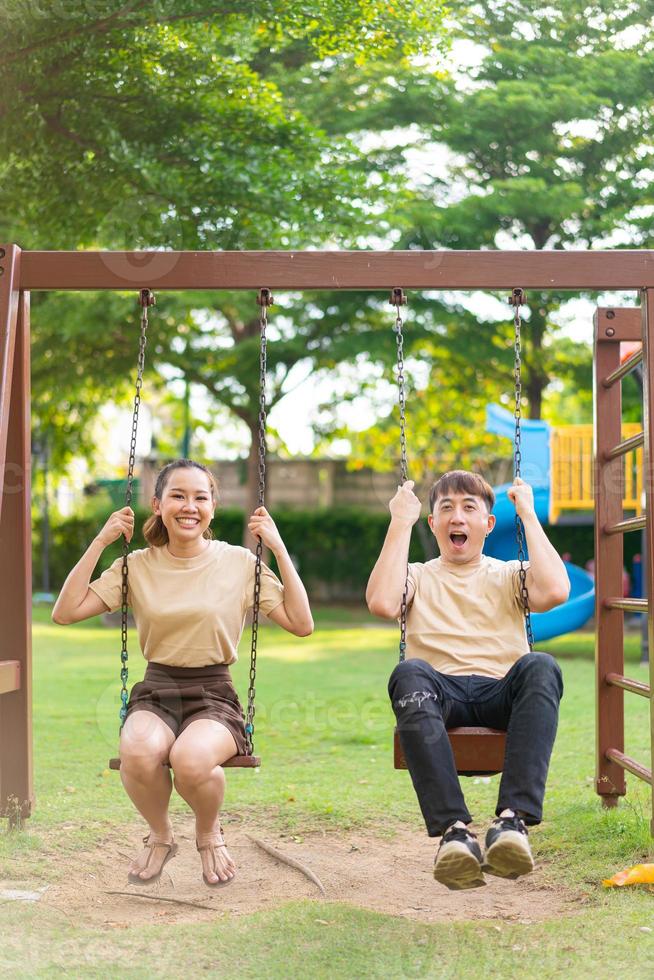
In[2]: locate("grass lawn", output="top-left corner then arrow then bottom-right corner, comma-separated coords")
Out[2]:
0,605 -> 652,978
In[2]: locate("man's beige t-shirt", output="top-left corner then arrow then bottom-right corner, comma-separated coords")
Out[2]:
89,540 -> 285,668
405,555 -> 529,679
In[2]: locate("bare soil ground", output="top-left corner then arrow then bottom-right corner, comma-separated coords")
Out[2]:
10,816 -> 588,928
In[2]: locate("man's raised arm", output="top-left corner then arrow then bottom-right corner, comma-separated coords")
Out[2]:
508,478 -> 570,613
366,481 -> 421,619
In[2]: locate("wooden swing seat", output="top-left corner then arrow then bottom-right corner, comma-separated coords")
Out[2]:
394,726 -> 506,776
109,754 -> 261,771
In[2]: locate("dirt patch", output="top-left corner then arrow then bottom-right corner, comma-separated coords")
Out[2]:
12,817 -> 586,927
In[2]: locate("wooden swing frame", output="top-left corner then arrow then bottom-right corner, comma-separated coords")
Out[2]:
0,245 -> 652,831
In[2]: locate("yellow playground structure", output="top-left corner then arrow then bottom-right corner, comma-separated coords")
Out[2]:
550,423 -> 643,524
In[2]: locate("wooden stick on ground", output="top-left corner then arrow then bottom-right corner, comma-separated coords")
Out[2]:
104,890 -> 218,911
248,836 -> 326,897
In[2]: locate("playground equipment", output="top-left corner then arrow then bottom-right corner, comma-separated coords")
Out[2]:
0,248 -> 652,834
107,287 -> 272,772
594,307 -> 652,812
484,403 -> 596,642
393,288 -> 532,776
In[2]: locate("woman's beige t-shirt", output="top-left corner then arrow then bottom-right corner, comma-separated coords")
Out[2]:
405,555 -> 529,679
89,540 -> 285,668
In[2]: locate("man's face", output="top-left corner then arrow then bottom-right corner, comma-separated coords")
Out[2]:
428,491 -> 495,564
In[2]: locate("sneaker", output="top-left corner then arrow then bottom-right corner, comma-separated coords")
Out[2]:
483,814 -> 535,879
433,825 -> 485,891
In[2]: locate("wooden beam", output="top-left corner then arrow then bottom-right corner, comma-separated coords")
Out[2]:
18,248 -> 654,291
641,288 -> 654,835
0,661 -> 20,695
594,307 -> 627,804
0,291 -> 33,823
595,306 -> 642,344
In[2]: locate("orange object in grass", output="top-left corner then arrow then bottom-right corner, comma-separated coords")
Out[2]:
603,863 -> 654,888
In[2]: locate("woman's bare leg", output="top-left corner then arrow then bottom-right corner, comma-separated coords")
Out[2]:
169,719 -> 237,884
119,710 -> 176,880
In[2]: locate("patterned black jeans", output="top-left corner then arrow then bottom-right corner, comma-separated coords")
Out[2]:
388,653 -> 564,836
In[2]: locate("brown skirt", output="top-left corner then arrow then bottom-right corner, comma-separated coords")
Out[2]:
125,662 -> 248,755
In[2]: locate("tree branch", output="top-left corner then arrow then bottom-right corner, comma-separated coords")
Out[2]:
5,2 -> 240,63
5,1 -> 151,62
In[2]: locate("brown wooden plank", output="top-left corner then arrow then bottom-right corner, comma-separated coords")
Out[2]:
595,307 -> 642,344
394,727 -> 506,776
0,291 -> 33,823
19,249 -> 654,291
0,661 -> 20,695
593,307 -> 627,803
641,289 -> 654,834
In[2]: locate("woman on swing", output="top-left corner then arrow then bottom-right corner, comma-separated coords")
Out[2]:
52,458 -> 313,886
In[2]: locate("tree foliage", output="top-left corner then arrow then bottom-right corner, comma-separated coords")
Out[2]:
7,0 -> 652,498
1,2 -> 448,490
394,0 -> 654,419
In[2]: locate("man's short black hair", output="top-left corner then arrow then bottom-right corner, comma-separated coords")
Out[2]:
428,470 -> 495,514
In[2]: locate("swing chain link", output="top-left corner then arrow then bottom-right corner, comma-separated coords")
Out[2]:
119,288 -> 154,727
510,287 -> 534,651
245,287 -> 272,752
391,288 -> 409,662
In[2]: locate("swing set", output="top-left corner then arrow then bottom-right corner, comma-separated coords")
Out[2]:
0,245 -> 652,835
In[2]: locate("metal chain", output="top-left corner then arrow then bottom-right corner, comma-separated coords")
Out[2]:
391,288 -> 409,662
245,287 -> 272,753
119,288 -> 154,727
510,287 -> 534,651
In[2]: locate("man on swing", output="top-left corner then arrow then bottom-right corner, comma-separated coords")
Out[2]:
366,470 -> 569,891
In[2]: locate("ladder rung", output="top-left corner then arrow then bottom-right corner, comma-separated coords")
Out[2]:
605,672 -> 651,699
604,597 -> 648,613
603,431 -> 644,460
602,348 -> 643,387
605,748 -> 652,785
604,516 -> 646,535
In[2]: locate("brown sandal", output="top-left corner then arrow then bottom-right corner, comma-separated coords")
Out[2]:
127,835 -> 178,886
196,829 -> 236,888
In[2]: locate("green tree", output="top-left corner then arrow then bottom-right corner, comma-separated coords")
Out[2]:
396,0 -> 654,420
0,1 -> 443,248
2,2 -> 449,532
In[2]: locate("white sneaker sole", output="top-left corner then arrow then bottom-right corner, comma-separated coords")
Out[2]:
483,831 -> 535,879
433,842 -> 486,891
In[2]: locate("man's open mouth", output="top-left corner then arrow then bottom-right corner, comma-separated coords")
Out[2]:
449,532 -> 468,548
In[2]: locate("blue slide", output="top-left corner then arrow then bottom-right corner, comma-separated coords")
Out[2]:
484,405 -> 595,642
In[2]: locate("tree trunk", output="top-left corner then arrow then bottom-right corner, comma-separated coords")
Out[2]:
524,302 -> 547,419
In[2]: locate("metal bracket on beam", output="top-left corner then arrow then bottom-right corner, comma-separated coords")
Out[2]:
594,307 -> 641,343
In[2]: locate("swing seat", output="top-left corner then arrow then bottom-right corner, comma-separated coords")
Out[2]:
108,754 -> 261,771
394,727 -> 506,776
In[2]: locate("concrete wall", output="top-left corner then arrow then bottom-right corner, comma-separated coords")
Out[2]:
139,456 -> 509,514
140,457 -> 402,512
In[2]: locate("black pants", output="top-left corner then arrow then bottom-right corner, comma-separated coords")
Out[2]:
388,653 -> 564,837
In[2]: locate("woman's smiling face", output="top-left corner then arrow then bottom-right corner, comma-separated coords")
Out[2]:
152,467 -> 215,543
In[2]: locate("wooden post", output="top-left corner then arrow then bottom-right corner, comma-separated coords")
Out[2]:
593,308 -> 633,805
640,290 -> 654,835
0,286 -> 33,823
